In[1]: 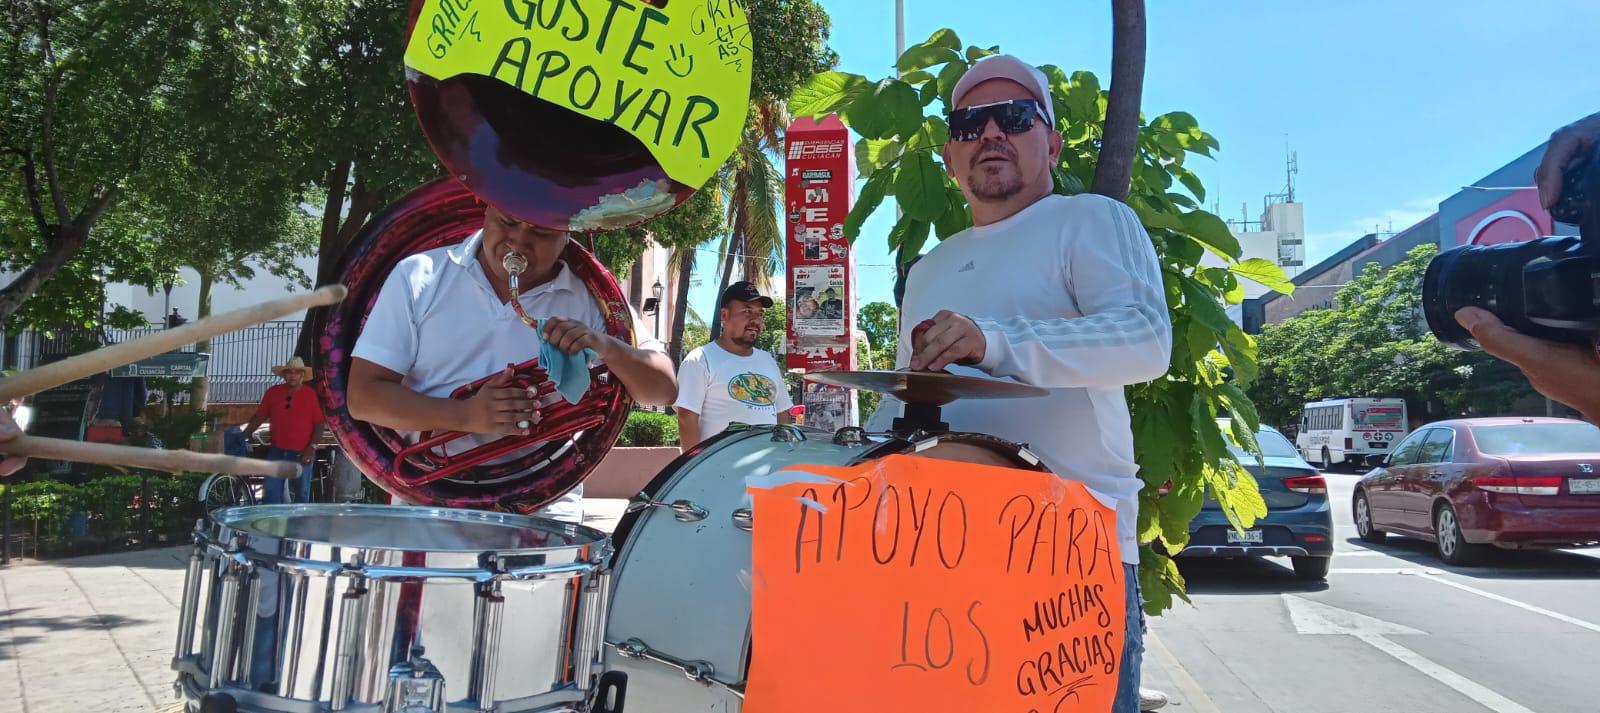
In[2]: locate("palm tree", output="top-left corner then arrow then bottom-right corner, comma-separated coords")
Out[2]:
710,103 -> 788,340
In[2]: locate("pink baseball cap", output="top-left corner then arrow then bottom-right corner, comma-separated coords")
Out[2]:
950,54 -> 1055,123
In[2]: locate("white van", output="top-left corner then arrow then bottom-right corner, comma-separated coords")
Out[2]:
1296,398 -> 1409,470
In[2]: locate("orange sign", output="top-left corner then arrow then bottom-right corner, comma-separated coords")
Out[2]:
746,455 -> 1125,713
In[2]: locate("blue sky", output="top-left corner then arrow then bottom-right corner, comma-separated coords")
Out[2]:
685,0 -> 1600,317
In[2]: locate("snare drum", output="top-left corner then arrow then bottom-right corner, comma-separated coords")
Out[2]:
172,504 -> 614,712
604,425 -> 1043,711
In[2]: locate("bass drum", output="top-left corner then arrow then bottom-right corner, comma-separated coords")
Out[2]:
603,425 -> 1045,711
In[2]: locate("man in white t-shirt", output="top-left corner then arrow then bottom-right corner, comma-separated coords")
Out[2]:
865,55 -> 1173,712
675,281 -> 793,448
348,204 -> 678,522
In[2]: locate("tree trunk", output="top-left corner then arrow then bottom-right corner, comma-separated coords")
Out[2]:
668,248 -> 696,366
0,186 -> 118,324
295,161 -> 387,365
1089,0 -> 1147,202
188,270 -> 214,412
709,232 -> 742,340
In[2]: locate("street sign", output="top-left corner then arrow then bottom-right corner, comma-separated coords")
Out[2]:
106,351 -> 210,378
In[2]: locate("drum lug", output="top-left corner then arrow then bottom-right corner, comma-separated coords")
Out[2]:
731,508 -> 753,532
770,425 -> 806,443
614,638 -> 716,685
625,494 -> 708,522
328,570 -> 371,711
468,580 -> 504,710
386,645 -> 447,713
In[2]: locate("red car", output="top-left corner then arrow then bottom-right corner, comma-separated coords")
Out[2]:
1353,417 -> 1600,565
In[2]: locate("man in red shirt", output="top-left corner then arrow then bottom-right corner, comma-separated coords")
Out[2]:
242,356 -> 326,503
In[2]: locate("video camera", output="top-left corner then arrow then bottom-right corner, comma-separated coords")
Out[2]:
1423,142 -> 1600,349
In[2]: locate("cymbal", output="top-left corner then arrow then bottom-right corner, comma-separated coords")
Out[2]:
803,370 -> 1047,406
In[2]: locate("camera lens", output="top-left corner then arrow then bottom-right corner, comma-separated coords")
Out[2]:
1423,238 -> 1592,350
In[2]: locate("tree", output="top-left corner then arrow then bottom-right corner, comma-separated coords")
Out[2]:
790,28 -> 1295,612
707,0 -> 837,341
0,0 -> 336,329
1251,245 -> 1535,429
856,301 -> 898,415
284,0 -> 442,362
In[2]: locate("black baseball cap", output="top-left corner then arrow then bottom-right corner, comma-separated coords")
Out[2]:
720,281 -> 774,308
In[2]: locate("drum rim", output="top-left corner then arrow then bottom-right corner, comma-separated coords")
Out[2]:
211,503 -> 609,553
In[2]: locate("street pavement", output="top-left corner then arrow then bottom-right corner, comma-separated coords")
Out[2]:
1148,471 -> 1599,713
2,478 -> 1596,712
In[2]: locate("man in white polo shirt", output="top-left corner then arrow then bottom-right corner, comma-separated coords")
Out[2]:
675,281 -> 793,448
348,204 -> 678,522
867,55 -> 1173,712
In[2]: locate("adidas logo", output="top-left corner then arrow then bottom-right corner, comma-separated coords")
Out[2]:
958,261 -> 976,273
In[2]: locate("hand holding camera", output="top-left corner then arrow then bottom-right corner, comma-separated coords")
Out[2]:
1427,113 -> 1600,421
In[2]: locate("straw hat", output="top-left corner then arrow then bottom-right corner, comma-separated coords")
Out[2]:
271,356 -> 313,378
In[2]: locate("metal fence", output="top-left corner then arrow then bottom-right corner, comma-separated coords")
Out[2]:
6,320 -> 305,405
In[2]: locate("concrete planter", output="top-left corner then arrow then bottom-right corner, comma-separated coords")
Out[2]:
585,446 -> 682,499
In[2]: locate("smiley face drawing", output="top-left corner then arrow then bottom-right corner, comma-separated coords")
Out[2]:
728,373 -> 778,407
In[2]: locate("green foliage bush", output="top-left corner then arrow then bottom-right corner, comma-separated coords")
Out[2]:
618,410 -> 680,447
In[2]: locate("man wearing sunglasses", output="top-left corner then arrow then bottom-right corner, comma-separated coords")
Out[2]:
867,55 -> 1173,713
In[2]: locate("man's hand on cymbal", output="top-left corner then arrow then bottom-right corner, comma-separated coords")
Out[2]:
459,365 -> 540,436
542,317 -> 618,358
909,310 -> 987,372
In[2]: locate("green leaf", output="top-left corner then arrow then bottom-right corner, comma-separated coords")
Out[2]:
1176,168 -> 1206,203
789,71 -> 871,118
1230,258 -> 1296,295
904,116 -> 949,152
966,44 -> 1000,62
897,45 -> 963,72
844,79 -> 924,139
1219,325 -> 1259,386
919,79 -> 940,107
1131,202 -> 1184,231
935,60 -> 969,109
1180,210 -> 1242,261
1185,317 -> 1217,361
1218,382 -> 1261,434
1179,276 -> 1233,335
899,69 -> 935,85
893,150 -> 948,222
845,169 -> 892,242
1153,111 -> 1199,133
889,218 -> 931,263
855,138 -> 902,176
1139,551 -> 1190,616
1165,234 -> 1205,268
934,188 -> 972,238
922,27 -> 963,51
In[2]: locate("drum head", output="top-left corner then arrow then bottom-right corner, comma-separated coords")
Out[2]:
213,504 -> 604,552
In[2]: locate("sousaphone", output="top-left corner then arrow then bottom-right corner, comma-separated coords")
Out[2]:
317,0 -> 753,511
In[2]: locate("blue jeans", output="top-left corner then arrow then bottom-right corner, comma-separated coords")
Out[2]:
1112,563 -> 1146,713
262,448 -> 313,504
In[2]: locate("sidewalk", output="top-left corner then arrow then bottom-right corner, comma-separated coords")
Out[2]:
0,500 -> 1196,712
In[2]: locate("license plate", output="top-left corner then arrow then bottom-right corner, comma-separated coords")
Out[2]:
1369,442 -> 1387,449
1570,479 -> 1600,494
1227,529 -> 1264,544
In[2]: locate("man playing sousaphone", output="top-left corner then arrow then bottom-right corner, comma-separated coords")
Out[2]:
347,204 -> 677,522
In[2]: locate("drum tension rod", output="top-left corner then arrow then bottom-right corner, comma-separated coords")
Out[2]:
624,493 -> 707,522
614,638 -> 716,684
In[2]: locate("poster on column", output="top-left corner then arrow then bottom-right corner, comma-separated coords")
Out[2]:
745,455 -> 1125,713
791,264 -> 847,337
784,114 -> 854,374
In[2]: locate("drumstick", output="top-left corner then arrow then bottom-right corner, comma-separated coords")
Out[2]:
0,285 -> 347,401
3,434 -> 301,478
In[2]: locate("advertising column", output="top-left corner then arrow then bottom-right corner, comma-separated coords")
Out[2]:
784,115 -> 856,431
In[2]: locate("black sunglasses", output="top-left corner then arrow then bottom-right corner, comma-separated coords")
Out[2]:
947,99 -> 1049,142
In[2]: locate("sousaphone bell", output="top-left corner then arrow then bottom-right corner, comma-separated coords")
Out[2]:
317,0 -> 753,511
